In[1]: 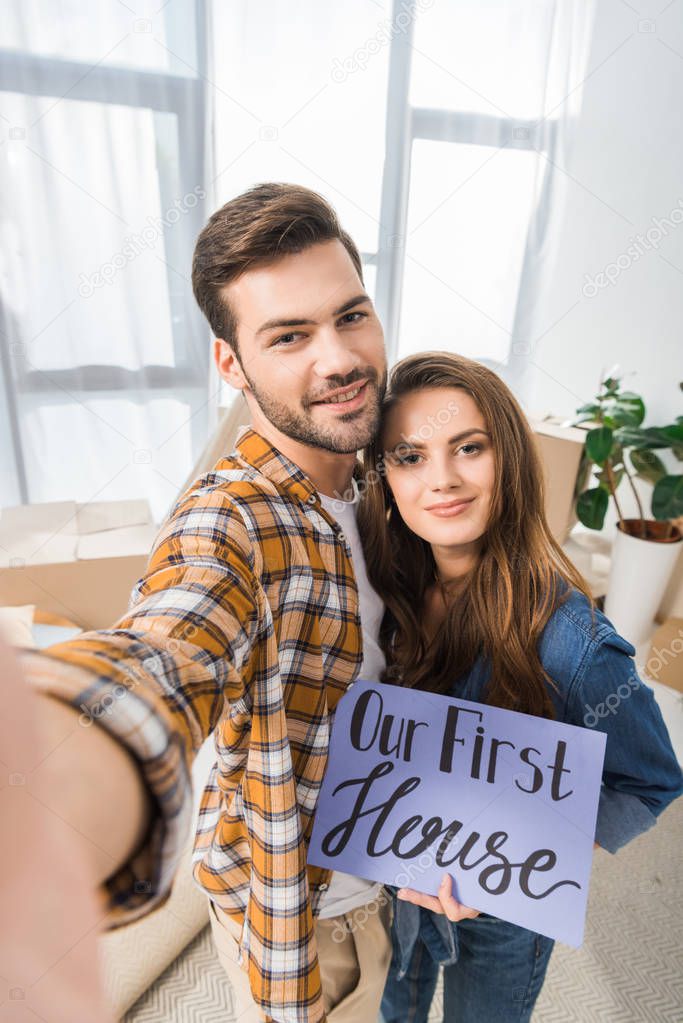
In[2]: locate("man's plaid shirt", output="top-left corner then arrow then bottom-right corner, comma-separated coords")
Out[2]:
21,425 -> 370,1023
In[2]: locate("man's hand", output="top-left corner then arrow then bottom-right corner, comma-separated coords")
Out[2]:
0,632 -> 114,1022
397,873 -> 480,922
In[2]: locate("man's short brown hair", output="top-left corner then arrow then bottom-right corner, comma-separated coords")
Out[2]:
191,182 -> 364,355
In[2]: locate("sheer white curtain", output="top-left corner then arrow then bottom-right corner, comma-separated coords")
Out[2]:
390,0 -> 597,401
0,0 -> 213,522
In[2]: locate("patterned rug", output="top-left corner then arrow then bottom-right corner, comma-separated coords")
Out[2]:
125,796 -> 683,1022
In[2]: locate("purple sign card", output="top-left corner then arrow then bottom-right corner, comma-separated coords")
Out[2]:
308,678 -> 607,946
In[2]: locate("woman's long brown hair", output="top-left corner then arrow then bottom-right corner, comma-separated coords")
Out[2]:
356,351 -> 594,719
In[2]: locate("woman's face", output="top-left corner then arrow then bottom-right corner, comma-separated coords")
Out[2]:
381,387 -> 495,551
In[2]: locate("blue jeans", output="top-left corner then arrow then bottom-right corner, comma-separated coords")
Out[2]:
380,911 -> 555,1023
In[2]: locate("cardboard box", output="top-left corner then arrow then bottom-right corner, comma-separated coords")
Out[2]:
528,417 -> 588,544
647,617 -> 683,693
0,499 -> 158,630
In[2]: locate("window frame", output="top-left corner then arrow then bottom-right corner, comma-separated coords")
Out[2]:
372,0 -> 553,368
0,2 -> 209,502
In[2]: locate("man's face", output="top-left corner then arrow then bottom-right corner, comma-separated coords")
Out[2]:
214,240 -> 387,454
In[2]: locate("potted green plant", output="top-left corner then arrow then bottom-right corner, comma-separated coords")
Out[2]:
571,376 -> 683,645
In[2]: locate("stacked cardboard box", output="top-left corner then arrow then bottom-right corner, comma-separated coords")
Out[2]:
0,499 -> 157,629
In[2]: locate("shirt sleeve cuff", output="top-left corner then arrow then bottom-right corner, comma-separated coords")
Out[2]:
18,648 -> 194,928
595,784 -> 658,853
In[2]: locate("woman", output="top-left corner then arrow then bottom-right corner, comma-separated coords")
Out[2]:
355,351 -> 683,1023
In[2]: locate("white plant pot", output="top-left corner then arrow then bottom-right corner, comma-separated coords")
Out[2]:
604,520 -> 683,647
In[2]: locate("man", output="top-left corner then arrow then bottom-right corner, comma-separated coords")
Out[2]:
17,183 -> 393,1023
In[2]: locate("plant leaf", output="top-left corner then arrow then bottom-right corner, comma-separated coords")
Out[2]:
610,443 -> 624,468
575,403 -> 600,417
614,426 -> 669,449
573,453 -> 593,499
660,423 -> 683,445
577,487 -> 609,530
630,448 -> 667,484
596,467 -> 624,491
611,392 -> 645,427
585,426 -> 613,465
652,475 -> 683,520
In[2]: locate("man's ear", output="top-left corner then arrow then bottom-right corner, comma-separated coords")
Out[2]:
214,337 -> 247,390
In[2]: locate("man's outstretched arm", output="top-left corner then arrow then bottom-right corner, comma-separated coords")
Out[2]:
30,688 -> 153,885
1,634 -> 116,1022
14,482 -> 259,924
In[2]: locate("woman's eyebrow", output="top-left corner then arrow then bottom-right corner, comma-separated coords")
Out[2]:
386,428 -> 490,452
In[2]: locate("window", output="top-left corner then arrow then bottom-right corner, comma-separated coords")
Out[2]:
0,1 -> 208,511
374,0 -> 562,368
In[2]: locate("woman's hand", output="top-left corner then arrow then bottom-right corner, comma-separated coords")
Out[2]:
397,874 -> 480,922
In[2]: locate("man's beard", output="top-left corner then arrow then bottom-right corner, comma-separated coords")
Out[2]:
241,365 -> 387,454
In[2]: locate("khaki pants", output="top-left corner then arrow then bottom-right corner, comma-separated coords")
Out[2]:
208,892 -> 393,1022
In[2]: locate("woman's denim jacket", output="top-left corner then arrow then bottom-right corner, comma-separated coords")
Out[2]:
391,588 -> 683,976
